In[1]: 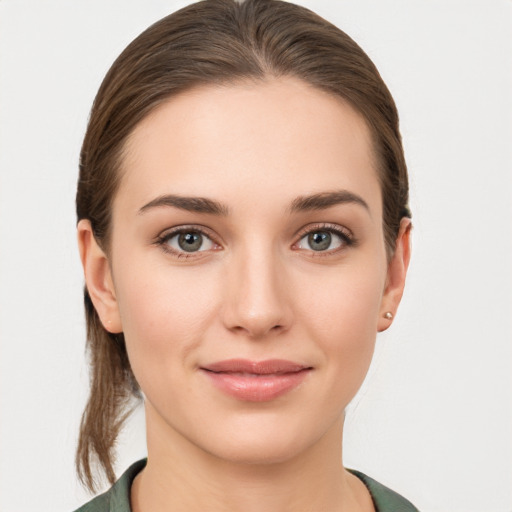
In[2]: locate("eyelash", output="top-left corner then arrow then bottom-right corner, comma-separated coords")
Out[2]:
154,223 -> 355,259
294,223 -> 356,257
155,225 -> 220,259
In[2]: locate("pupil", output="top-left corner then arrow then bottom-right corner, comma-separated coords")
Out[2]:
308,231 -> 331,251
178,232 -> 202,252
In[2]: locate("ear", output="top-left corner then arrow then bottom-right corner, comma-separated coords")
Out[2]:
377,218 -> 412,332
77,219 -> 123,333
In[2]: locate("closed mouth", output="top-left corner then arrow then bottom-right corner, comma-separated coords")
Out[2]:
200,359 -> 312,402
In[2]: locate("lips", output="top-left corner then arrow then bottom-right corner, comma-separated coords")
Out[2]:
200,359 -> 312,402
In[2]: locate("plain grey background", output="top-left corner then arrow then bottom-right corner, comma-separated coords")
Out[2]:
1,1 -> 511,511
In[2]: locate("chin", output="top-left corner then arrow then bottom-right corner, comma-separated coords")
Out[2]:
190,411 -> 340,466
206,437 -> 309,466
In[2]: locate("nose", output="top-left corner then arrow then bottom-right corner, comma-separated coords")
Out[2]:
221,244 -> 292,339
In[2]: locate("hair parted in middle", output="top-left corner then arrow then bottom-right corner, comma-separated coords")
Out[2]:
76,0 -> 410,492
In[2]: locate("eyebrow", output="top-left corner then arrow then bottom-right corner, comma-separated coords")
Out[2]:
138,194 -> 229,216
289,190 -> 369,213
138,189 -> 369,216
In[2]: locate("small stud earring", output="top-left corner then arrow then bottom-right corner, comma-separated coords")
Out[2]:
384,312 -> 393,320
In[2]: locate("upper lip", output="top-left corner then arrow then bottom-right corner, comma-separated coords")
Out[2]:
201,359 -> 311,374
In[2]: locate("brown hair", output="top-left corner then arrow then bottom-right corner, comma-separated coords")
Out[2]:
76,0 -> 410,492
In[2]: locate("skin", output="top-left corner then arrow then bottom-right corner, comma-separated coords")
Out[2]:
78,77 -> 411,512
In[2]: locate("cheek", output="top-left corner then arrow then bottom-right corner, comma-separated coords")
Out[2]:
294,262 -> 385,393
112,258 -> 221,382
297,260 -> 384,338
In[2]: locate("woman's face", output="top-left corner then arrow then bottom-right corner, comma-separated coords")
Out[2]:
82,77 -> 409,464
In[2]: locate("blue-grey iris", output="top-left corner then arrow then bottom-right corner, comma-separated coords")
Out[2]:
178,232 -> 203,252
308,231 -> 331,251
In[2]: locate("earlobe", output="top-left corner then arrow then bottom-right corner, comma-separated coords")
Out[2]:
77,219 -> 123,333
377,218 -> 412,332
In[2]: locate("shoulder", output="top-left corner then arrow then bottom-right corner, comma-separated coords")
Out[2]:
73,459 -> 147,512
349,469 -> 419,512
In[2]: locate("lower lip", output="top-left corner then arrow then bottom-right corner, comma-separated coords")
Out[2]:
201,369 -> 311,402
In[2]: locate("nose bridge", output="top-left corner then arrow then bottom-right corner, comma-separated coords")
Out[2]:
223,237 -> 291,338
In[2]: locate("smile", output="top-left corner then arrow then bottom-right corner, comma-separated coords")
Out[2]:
200,359 -> 313,402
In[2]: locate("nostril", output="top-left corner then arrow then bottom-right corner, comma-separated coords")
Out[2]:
229,321 -> 285,339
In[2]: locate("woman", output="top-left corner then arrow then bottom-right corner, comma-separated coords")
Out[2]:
74,0 -> 416,510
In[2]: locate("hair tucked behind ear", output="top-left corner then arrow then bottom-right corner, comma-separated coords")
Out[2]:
76,0 -> 410,492
76,293 -> 141,491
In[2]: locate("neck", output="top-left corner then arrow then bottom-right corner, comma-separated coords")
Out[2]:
131,403 -> 373,512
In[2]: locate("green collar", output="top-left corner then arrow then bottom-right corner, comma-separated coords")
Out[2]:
75,459 -> 418,512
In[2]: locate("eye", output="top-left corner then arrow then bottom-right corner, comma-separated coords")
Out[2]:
295,226 -> 353,253
158,228 -> 216,255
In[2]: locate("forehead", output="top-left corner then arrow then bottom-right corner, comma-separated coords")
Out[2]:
117,77 -> 381,216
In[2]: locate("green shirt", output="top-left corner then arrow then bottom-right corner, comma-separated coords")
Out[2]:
75,459 -> 419,512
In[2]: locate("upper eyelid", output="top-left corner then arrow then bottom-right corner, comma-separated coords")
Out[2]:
295,222 -> 353,240
157,224 -> 218,241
